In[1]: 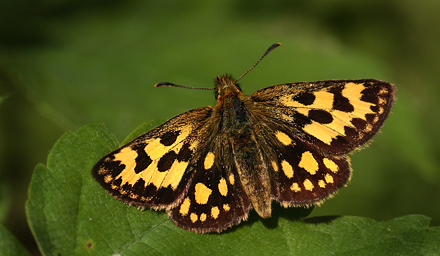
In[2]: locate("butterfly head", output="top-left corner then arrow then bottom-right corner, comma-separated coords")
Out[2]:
213,43 -> 281,101
214,74 -> 242,101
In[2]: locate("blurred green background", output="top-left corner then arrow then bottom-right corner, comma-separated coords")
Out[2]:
0,0 -> 439,253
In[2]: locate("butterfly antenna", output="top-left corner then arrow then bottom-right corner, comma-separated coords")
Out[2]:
155,82 -> 215,90
235,42 -> 281,83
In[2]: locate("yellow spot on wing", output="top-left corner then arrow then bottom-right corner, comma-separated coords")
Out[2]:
298,151 -> 319,175
342,83 -> 375,120
194,183 -> 212,205
309,90 -> 335,109
303,121 -> 340,145
190,213 -> 198,223
200,213 -> 207,222
228,174 -> 235,185
104,174 -> 112,183
303,179 -> 314,191
204,152 -> 215,170
281,160 -> 294,178
179,197 -> 191,216
113,147 -> 138,167
271,161 -> 278,172
145,127 -> 192,160
318,180 -> 326,188
378,107 -> 384,115
290,182 -> 301,192
325,174 -> 334,184
323,158 -> 339,173
275,131 -> 292,145
218,178 -> 228,196
280,90 -> 334,110
211,206 -> 220,219
365,124 -> 373,133
379,87 -> 389,95
113,148 -> 140,185
159,160 -> 189,189
223,204 -> 230,211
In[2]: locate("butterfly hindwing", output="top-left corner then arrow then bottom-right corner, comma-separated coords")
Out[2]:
251,79 -> 395,155
262,129 -> 351,206
169,137 -> 252,233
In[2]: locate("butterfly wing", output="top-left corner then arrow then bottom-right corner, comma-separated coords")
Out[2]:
92,107 -> 213,209
168,136 -> 252,233
251,79 -> 395,155
250,79 -> 395,206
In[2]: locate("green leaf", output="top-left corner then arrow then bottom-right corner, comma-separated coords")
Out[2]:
26,123 -> 120,255
0,224 -> 31,256
26,123 -> 440,255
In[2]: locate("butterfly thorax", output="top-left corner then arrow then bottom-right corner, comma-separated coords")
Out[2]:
214,74 -> 248,129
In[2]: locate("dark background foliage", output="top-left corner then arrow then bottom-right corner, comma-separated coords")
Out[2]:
0,0 -> 439,254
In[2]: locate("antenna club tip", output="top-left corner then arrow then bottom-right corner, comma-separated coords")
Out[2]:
267,43 -> 281,52
271,42 -> 281,49
155,82 -> 174,87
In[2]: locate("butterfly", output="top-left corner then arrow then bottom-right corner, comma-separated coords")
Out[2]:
92,43 -> 395,233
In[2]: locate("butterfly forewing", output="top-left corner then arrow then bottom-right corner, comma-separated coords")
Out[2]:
92,107 -> 212,209
251,79 -> 395,155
